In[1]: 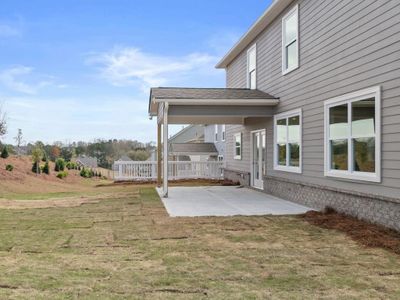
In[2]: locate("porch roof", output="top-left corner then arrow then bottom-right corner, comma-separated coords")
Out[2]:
148,87 -> 279,117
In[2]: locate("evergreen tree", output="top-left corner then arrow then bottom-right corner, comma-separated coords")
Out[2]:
32,161 -> 41,174
43,161 -> 50,175
0,146 -> 9,159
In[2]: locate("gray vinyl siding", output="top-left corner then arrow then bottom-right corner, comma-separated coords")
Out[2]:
225,0 -> 400,199
204,125 -> 226,158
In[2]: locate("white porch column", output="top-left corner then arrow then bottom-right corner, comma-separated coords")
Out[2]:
163,102 -> 169,197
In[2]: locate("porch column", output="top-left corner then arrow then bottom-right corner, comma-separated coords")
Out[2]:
157,123 -> 162,187
163,103 -> 169,197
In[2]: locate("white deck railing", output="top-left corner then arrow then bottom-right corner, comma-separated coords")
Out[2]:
113,161 -> 224,181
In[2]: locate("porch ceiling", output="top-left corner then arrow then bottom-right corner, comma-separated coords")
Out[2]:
149,87 -> 279,124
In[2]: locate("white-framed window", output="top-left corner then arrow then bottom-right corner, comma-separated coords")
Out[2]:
222,125 -> 226,141
218,155 -> 224,161
234,133 -> 242,160
274,109 -> 302,173
214,125 -> 218,142
247,44 -> 257,89
324,86 -> 381,182
282,4 -> 299,75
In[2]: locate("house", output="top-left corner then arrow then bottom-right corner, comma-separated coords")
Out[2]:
168,124 -> 223,161
116,155 -> 133,162
148,0 -> 400,231
75,155 -> 98,168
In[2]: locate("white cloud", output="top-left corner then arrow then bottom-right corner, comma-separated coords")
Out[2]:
0,24 -> 20,37
87,47 -> 222,91
0,66 -> 54,94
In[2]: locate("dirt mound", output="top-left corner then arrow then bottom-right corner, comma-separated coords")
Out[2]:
0,155 -> 106,195
301,209 -> 400,255
0,156 -> 82,183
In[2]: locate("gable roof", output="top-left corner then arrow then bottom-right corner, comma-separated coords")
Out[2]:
150,87 -> 276,100
148,87 -> 279,116
168,124 -> 205,144
76,155 -> 98,167
216,0 -> 293,69
169,143 -> 218,155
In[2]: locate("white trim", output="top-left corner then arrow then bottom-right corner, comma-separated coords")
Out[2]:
273,108 -> 302,173
247,44 -> 257,89
324,86 -> 381,183
250,129 -> 266,189
222,124 -> 226,141
153,98 -> 279,106
162,102 -> 169,197
234,132 -> 242,160
214,124 -> 218,142
282,4 -> 299,75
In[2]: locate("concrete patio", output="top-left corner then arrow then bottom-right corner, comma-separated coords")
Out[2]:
157,186 -> 313,217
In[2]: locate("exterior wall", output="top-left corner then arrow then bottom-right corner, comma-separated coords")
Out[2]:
204,124 -> 226,159
169,125 -> 204,144
224,0 -> 400,229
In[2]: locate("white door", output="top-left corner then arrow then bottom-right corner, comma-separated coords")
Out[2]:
251,130 -> 266,189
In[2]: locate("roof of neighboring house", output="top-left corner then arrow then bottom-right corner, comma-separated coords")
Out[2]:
169,143 -> 218,155
75,155 -> 98,167
169,125 -> 205,144
216,0 -> 293,69
149,87 -> 279,115
116,155 -> 133,162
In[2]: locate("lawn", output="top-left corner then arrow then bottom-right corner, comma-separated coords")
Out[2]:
0,185 -> 399,299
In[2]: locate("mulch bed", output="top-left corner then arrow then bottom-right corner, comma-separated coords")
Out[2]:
301,208 -> 400,255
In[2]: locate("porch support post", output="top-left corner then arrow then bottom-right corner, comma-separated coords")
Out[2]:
157,123 -> 162,187
163,103 -> 169,197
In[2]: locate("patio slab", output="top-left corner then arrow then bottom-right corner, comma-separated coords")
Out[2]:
157,186 -> 313,217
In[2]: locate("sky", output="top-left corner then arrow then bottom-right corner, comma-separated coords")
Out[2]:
0,0 -> 272,145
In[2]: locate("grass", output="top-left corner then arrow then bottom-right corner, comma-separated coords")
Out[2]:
0,185 -> 399,299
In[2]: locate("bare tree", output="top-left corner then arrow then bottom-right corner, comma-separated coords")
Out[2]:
14,129 -> 25,156
0,105 -> 6,139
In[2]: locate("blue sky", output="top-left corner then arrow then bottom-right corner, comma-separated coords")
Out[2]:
0,0 -> 272,144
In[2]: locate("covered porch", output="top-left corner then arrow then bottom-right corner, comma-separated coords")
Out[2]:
148,87 -> 279,197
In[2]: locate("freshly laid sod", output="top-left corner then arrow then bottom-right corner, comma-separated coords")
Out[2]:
0,185 -> 399,299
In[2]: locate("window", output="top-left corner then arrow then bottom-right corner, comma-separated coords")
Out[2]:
234,133 -> 242,160
324,86 -> 381,182
247,44 -> 257,89
222,125 -> 226,141
274,109 -> 302,173
214,125 -> 218,142
282,5 -> 299,75
218,155 -> 224,161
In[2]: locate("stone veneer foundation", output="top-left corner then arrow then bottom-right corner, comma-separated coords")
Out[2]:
264,176 -> 400,232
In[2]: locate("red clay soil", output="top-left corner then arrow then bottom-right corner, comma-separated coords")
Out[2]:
301,208 -> 400,255
0,155 -> 95,184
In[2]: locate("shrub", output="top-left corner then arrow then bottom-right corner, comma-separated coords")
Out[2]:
56,171 -> 68,179
5,164 -> 13,172
66,162 -> 77,170
32,161 -> 41,174
80,167 -> 92,178
42,161 -> 50,175
55,158 -> 65,172
1,146 -> 9,159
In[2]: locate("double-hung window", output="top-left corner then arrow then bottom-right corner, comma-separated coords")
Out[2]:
324,86 -> 381,182
222,125 -> 226,141
282,5 -> 299,74
234,133 -> 242,160
247,44 -> 257,89
274,109 -> 302,173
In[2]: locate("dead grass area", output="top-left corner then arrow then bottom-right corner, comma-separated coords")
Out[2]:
0,186 -> 399,299
302,209 -> 400,255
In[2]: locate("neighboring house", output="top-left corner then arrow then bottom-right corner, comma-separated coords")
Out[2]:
204,124 -> 226,161
75,155 -> 98,168
116,155 -> 133,162
169,124 -> 221,161
148,0 -> 400,230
